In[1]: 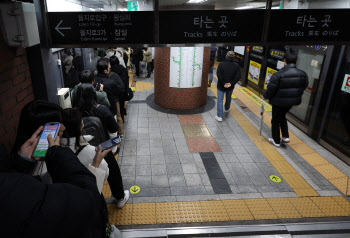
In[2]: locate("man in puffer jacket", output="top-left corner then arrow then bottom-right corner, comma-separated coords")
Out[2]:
263,48 -> 309,147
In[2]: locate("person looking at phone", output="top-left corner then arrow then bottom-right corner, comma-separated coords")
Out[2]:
71,70 -> 110,108
75,84 -> 130,208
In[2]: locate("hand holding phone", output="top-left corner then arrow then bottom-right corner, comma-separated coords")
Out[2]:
33,122 -> 61,158
19,126 -> 43,160
99,136 -> 121,151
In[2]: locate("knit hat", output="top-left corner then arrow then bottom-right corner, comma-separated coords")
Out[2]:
226,51 -> 235,58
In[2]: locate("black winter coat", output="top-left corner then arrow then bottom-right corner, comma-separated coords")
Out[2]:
217,60 -> 241,91
95,73 -> 125,114
263,64 -> 309,107
111,64 -> 129,92
0,146 -> 107,238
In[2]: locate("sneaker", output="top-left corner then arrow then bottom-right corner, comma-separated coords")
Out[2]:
119,134 -> 124,140
268,138 -> 280,147
281,137 -> 290,143
116,190 -> 130,209
215,116 -> 223,122
224,108 -> 229,113
208,82 -> 211,87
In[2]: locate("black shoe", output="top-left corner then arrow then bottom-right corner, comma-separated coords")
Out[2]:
208,82 -> 211,87
146,75 -> 151,78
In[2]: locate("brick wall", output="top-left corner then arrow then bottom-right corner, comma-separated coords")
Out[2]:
154,47 -> 210,110
0,32 -> 35,152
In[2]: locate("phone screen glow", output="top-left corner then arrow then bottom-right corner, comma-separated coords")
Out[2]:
33,124 -> 59,157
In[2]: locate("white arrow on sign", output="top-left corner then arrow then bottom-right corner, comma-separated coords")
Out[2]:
322,45 -> 328,51
55,20 -> 71,37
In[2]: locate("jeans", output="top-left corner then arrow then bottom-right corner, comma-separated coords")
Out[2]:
271,105 -> 292,144
209,66 -> 214,83
217,88 -> 233,118
104,151 -> 125,200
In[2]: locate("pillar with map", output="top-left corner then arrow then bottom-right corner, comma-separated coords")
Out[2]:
154,47 -> 210,110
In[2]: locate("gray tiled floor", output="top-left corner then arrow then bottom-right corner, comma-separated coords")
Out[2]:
116,79 -> 345,203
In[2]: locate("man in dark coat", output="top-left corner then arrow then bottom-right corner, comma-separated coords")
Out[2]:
215,51 -> 241,122
0,136 -> 108,238
131,47 -> 143,78
94,58 -> 125,116
263,48 -> 309,147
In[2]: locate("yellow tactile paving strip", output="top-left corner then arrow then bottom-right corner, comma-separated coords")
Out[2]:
107,197 -> 350,225
208,84 -> 319,197
231,87 -> 350,196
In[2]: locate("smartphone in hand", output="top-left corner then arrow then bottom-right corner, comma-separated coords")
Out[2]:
33,122 -> 61,158
99,136 -> 122,151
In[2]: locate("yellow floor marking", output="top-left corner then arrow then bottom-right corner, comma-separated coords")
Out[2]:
108,204 -> 133,225
289,197 -> 326,217
238,87 -> 272,112
266,198 -> 302,219
200,201 -> 230,222
332,196 -> 350,214
178,201 -> 206,223
232,86 -> 350,196
102,181 -> 111,198
270,175 -> 281,183
208,84 -> 319,197
130,185 -> 140,194
223,200 -> 254,221
310,197 -> 349,217
245,199 -> 278,220
132,203 -> 156,225
156,202 -> 181,224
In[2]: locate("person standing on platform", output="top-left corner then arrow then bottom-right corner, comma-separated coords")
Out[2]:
263,48 -> 309,147
208,46 -> 217,87
131,47 -> 143,78
142,47 -> 153,78
215,51 -> 241,122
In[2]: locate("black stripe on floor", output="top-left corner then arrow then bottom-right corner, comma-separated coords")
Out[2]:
199,152 -> 232,194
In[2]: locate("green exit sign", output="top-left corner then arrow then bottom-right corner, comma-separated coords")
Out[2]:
128,1 -> 139,11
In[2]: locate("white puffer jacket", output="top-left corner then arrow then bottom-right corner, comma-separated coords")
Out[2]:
61,136 -> 109,193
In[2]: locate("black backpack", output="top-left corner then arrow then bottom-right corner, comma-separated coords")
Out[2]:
81,116 -> 106,147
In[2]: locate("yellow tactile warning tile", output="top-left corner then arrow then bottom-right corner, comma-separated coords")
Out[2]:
302,153 -> 329,166
270,161 -> 296,174
135,82 -> 154,92
293,188 -> 320,197
266,198 -> 302,219
156,202 -> 181,224
329,177 -> 348,195
223,200 -> 254,221
348,178 -> 350,196
132,203 -> 156,225
261,150 -> 285,161
289,143 -> 316,155
108,204 -> 132,225
228,86 -> 350,196
178,201 -> 206,223
245,199 -> 278,220
332,196 -> 350,214
200,201 -> 230,222
310,197 -> 349,217
289,197 -> 325,217
102,181 -> 111,198
314,164 -> 347,180
282,173 -> 311,189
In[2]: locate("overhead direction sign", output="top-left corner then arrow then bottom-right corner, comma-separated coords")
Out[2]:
159,10 -> 265,44
47,12 -> 154,46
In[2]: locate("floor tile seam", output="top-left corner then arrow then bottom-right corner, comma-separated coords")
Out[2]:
232,86 -> 350,190
226,95 -> 318,196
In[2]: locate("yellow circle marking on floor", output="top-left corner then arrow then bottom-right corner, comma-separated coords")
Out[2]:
270,175 -> 281,183
130,186 -> 140,194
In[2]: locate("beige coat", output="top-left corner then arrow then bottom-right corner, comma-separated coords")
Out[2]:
143,48 -> 152,63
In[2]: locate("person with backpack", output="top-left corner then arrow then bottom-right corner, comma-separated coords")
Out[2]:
263,48 -> 309,147
94,58 -> 125,137
75,84 -> 129,208
71,70 -> 110,108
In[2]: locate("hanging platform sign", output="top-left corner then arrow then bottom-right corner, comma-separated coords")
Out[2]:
47,12 -> 154,46
268,9 -> 350,43
159,10 -> 265,44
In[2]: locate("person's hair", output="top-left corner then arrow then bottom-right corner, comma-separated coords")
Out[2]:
75,83 -> 98,116
284,48 -> 298,64
96,57 -> 109,74
109,56 -> 119,66
226,51 -> 235,62
12,100 -> 62,156
62,108 -> 83,150
80,70 -> 95,84
72,56 -> 82,71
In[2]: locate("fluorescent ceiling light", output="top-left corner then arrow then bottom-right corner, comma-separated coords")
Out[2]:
235,6 -> 255,9
118,8 -> 128,11
187,0 -> 208,4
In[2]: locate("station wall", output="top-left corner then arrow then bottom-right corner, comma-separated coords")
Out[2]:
0,32 -> 34,152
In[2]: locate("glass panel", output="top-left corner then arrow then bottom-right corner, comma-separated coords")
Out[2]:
322,46 -> 350,158
289,47 -> 325,124
46,0 -> 154,12
159,0 -> 272,10
279,0 -> 350,9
